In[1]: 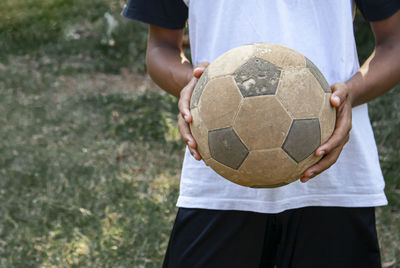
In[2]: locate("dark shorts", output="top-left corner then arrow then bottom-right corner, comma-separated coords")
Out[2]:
163,206 -> 381,268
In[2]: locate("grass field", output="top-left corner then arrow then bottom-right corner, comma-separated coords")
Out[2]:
0,0 -> 399,267
0,56 -> 183,267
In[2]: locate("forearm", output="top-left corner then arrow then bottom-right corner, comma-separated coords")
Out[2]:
347,46 -> 400,107
146,38 -> 193,98
346,11 -> 400,107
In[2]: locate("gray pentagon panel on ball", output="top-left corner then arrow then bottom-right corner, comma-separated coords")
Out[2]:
305,58 -> 331,93
190,68 -> 209,109
234,57 -> 281,97
208,127 -> 249,170
282,118 -> 321,163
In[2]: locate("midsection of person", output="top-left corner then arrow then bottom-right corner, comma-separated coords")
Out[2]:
177,0 -> 387,213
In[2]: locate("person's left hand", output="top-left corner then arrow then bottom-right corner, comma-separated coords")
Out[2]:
300,82 -> 352,182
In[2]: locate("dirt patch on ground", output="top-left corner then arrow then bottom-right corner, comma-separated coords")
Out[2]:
2,55 -> 163,96
56,68 -> 162,96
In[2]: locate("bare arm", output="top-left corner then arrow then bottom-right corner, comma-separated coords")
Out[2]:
348,10 -> 400,106
146,25 -> 192,98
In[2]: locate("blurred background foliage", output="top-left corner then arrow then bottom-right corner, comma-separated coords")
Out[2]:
0,0 -> 148,72
0,0 -> 399,267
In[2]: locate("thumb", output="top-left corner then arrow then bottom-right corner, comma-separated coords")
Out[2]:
193,62 -> 210,78
330,82 -> 349,108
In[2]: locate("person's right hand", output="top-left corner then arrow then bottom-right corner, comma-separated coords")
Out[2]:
178,62 -> 210,160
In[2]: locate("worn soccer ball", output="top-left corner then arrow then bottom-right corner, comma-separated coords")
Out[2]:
189,43 -> 336,188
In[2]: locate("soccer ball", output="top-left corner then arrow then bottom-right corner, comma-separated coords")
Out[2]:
189,43 -> 336,188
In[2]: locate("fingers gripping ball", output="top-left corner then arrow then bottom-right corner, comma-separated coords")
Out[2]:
189,43 -> 336,188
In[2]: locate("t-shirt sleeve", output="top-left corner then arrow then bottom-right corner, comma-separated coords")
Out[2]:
355,0 -> 400,21
121,0 -> 188,29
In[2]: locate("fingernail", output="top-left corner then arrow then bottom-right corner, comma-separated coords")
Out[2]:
184,114 -> 189,120
333,95 -> 340,105
317,150 -> 325,156
301,177 -> 309,183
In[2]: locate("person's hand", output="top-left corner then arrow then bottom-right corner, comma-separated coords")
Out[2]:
178,62 -> 210,160
300,82 -> 352,182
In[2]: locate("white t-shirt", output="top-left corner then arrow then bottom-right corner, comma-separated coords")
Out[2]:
177,0 -> 387,213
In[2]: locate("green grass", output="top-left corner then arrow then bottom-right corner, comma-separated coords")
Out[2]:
0,56 -> 183,267
0,1 -> 399,267
370,89 -> 400,266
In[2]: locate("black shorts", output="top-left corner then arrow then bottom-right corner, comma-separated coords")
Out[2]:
163,206 -> 381,268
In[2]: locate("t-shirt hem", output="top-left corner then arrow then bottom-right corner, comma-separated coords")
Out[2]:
176,194 -> 388,214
